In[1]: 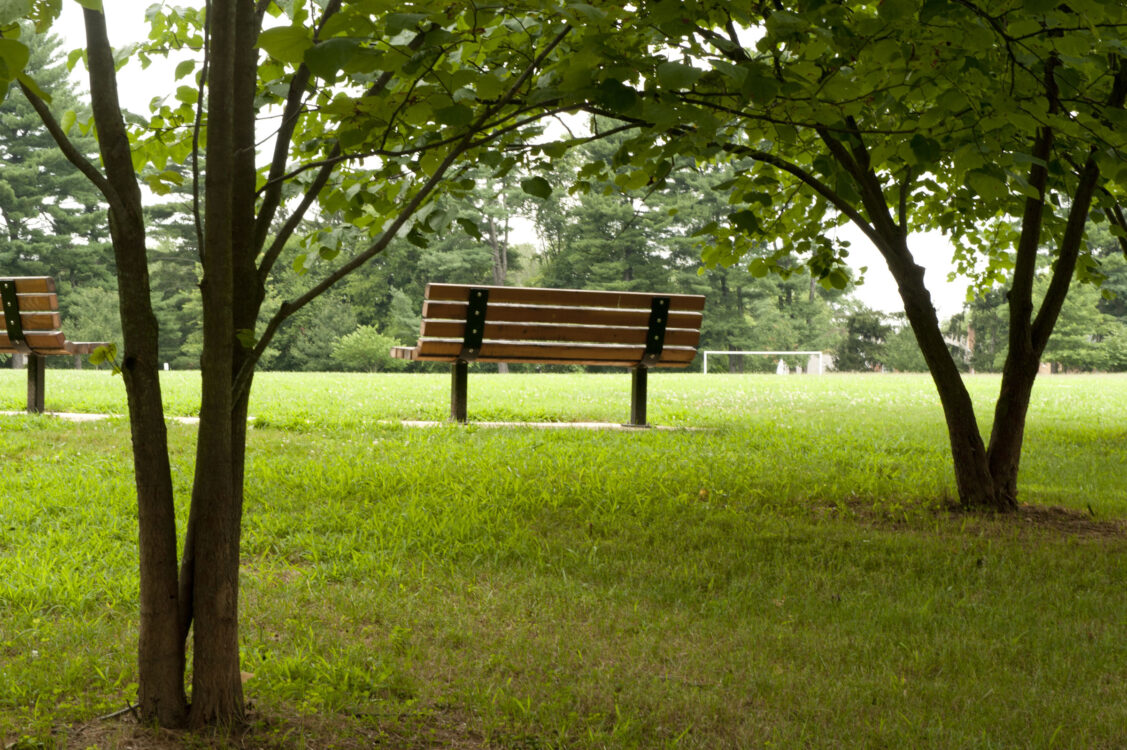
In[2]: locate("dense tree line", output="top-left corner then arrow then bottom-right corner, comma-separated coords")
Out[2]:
6,37 -> 1127,378
0,47 -> 885,376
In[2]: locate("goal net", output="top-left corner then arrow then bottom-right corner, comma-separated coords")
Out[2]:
702,350 -> 825,375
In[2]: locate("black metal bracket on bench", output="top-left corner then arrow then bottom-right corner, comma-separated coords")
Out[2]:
641,296 -> 670,366
2,280 -> 44,413
1,280 -> 28,352
459,288 -> 489,362
451,288 -> 490,423
628,296 -> 671,428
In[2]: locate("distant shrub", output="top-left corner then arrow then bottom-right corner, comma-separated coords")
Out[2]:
330,326 -> 408,372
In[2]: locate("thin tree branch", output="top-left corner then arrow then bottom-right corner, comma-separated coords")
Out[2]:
255,26 -> 430,278
1008,54 -> 1061,355
1032,60 -> 1127,350
191,0 -> 211,261
18,82 -> 120,212
1031,150 -> 1100,353
724,144 -> 882,247
899,166 -> 914,232
252,0 -> 342,257
1106,204 -> 1127,258
234,23 -> 575,401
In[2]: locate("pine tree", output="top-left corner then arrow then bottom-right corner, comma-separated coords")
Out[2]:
0,32 -> 113,291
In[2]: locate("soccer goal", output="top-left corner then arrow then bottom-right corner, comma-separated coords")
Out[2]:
702,350 -> 825,375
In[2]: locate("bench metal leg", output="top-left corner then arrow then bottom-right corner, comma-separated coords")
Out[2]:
451,360 -> 468,423
629,365 -> 649,427
27,353 -> 45,414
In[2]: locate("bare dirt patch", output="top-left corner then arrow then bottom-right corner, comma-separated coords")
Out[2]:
1011,503 -> 1127,539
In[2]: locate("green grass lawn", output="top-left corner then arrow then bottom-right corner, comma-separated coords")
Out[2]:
1,370 -> 1125,748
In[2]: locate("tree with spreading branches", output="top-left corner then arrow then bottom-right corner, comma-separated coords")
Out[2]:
548,0 -> 1127,510
1,0 -> 605,728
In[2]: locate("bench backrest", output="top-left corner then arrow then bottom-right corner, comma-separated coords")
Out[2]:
0,276 -> 77,355
410,283 -> 705,367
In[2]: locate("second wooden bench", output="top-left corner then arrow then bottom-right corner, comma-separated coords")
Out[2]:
1,276 -> 109,413
391,283 -> 706,426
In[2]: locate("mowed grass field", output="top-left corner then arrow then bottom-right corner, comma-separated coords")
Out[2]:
0,369 -> 1125,748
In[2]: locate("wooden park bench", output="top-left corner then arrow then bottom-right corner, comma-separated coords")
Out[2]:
1,276 -> 110,413
391,283 -> 706,426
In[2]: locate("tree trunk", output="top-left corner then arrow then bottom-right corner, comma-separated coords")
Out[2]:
78,7 -> 189,726
873,229 -> 999,509
184,0 -> 254,726
984,357 -> 1038,510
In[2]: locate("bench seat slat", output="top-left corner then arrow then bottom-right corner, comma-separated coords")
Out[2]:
422,300 -> 703,329
3,277 -> 57,294
0,312 -> 63,331
3,293 -> 59,312
408,339 -> 697,366
1,331 -> 67,351
419,320 -> 702,348
425,283 -> 707,312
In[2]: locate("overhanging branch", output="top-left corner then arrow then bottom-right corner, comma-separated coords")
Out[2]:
234,23 -> 575,401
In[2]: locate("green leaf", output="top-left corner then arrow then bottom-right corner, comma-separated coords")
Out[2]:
730,210 -> 761,234
656,61 -> 704,90
878,0 -> 917,23
825,268 -> 850,290
0,39 -> 30,78
908,134 -> 941,165
595,78 -> 638,113
565,3 -> 607,21
919,0 -> 955,23
0,0 -> 30,24
749,258 -> 771,277
520,176 -> 553,199
305,37 -> 361,79
406,226 -> 429,248
617,170 -> 650,191
235,329 -> 258,349
965,169 -> 1008,200
435,103 -> 473,126
174,59 -> 196,80
257,25 -> 313,65
457,217 -> 483,240
386,13 -> 426,35
89,343 -> 119,375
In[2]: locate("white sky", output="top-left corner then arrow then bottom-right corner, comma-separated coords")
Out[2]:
52,2 -> 973,319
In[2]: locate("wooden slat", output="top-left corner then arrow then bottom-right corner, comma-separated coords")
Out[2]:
419,319 -> 701,348
390,346 -> 417,360
422,300 -> 703,330
407,352 -> 694,368
1,331 -> 67,350
413,339 -> 697,365
0,277 -> 56,294
0,312 -> 62,331
65,341 -> 108,354
425,283 -> 707,312
6,293 -> 59,312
